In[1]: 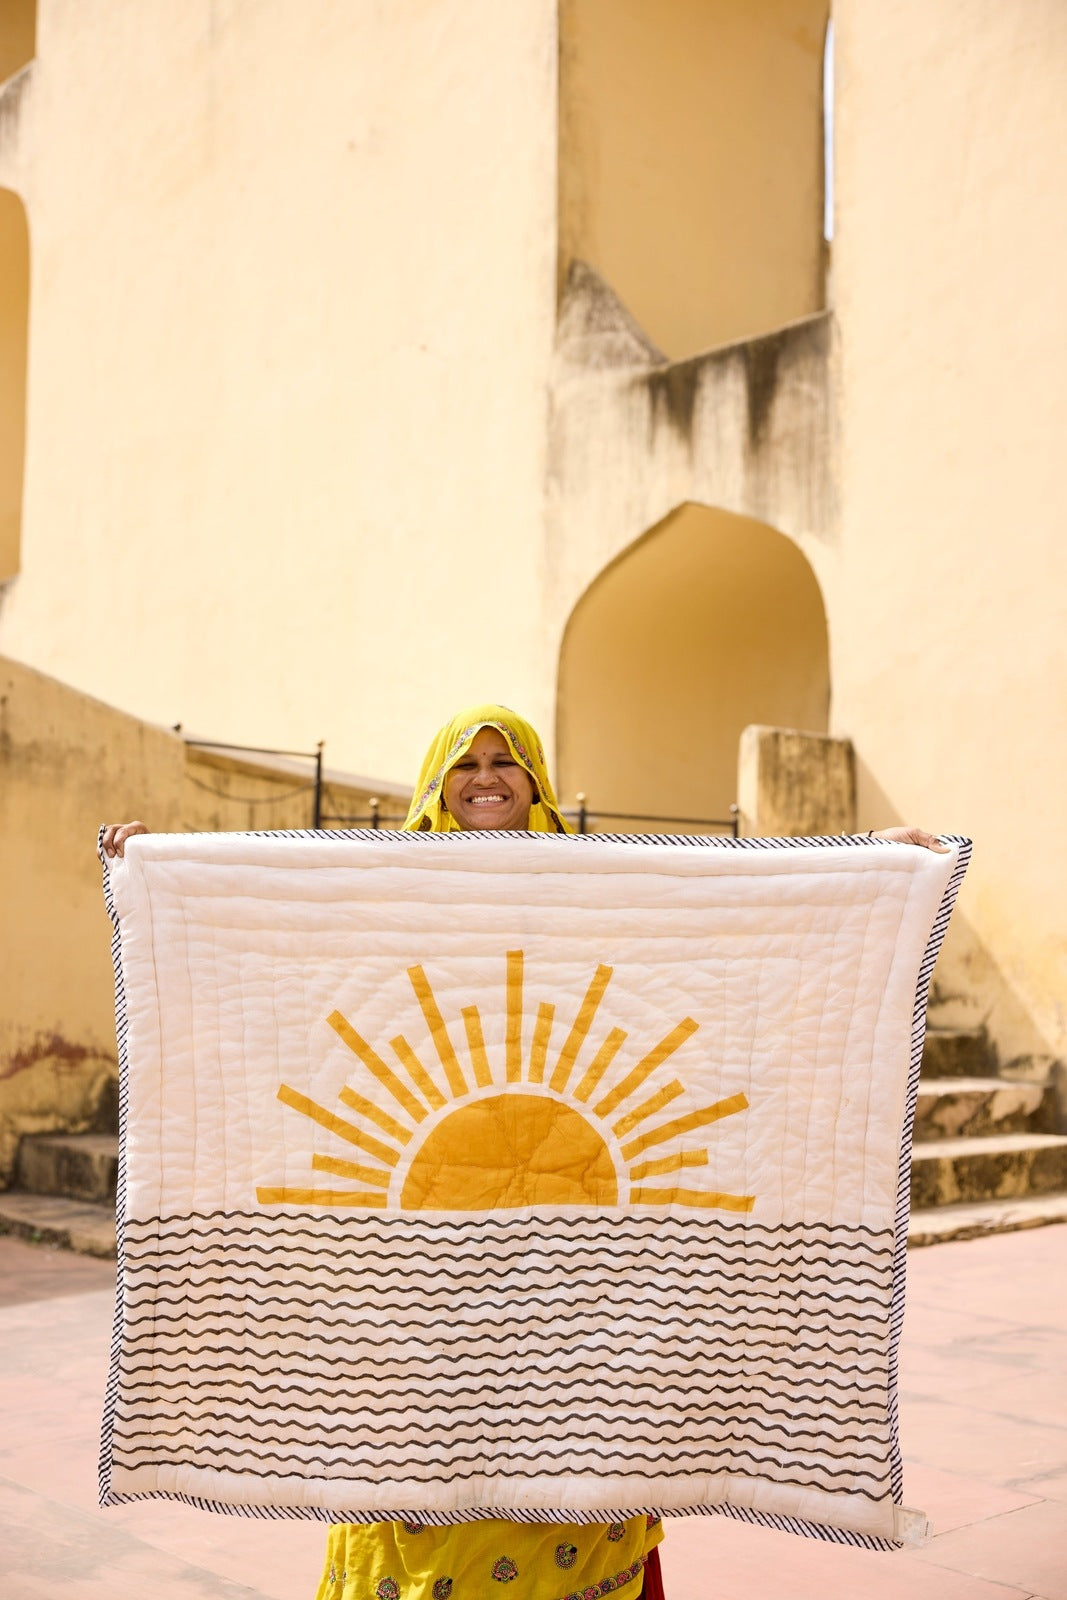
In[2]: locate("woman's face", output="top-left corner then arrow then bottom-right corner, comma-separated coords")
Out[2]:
442,726 -> 535,831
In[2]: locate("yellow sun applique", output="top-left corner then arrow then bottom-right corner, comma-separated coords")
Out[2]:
257,951 -> 753,1214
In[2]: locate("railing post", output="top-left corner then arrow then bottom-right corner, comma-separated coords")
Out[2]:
576,793 -> 587,834
313,742 -> 324,829
370,797 -> 380,830
730,802 -> 739,839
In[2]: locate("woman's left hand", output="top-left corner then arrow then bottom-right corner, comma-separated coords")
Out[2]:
869,826 -> 950,852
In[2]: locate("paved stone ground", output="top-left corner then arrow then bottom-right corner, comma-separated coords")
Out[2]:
0,1226 -> 1064,1600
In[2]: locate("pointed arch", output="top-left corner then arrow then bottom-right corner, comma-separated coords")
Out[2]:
556,503 -> 830,825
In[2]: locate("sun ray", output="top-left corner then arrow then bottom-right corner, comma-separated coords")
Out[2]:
390,1036 -> 447,1110
328,1011 -> 427,1122
619,1091 -> 749,1161
611,1078 -> 685,1140
527,1002 -> 555,1084
311,1154 -> 392,1188
338,1086 -> 413,1145
572,1027 -> 627,1103
594,1017 -> 699,1119
256,1185 -> 388,1208
461,1007 -> 493,1088
629,1150 -> 709,1180
630,1186 -> 754,1213
276,1084 -> 402,1167
549,965 -> 613,1094
264,955 -> 756,1219
505,950 -> 524,1083
408,965 -> 469,1098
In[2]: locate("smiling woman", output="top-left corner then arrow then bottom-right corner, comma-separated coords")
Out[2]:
402,705 -> 572,835
442,728 -> 535,831
314,704 -> 668,1600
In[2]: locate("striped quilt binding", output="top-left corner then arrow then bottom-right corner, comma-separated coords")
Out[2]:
97,827 -> 972,1550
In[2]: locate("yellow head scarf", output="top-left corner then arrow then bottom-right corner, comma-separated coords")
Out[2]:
403,704 -> 573,834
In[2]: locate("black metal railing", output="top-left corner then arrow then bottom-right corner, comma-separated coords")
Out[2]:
180,735 -> 325,826
323,797 -> 740,837
178,734 -> 740,838
566,797 -> 739,838
320,797 -> 404,829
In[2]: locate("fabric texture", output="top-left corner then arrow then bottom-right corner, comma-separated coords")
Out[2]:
315,1512 -> 663,1600
98,827 -> 969,1551
402,704 -> 572,834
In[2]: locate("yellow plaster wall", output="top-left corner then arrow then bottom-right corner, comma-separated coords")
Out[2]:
556,503 -> 830,824
831,0 -> 1067,1063
0,189 -> 28,581
0,0 -> 559,788
558,0 -> 829,359
0,656 -> 184,1179
0,655 -> 411,1178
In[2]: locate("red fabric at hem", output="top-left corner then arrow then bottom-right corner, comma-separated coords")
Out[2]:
640,1546 -> 665,1600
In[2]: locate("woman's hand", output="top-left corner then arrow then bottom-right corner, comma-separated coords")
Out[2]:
101,821 -> 149,859
869,826 -> 949,852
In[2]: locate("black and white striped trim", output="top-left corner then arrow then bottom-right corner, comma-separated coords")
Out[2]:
97,827 -> 971,1551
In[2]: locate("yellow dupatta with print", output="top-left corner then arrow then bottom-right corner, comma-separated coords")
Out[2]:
402,704 -> 572,834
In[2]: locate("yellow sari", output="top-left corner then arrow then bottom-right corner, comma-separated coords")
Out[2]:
317,708 -> 663,1600
402,704 -> 572,835
317,1514 -> 664,1600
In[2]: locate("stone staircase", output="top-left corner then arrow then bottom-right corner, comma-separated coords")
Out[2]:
1,1020 -> 1065,1257
0,1130 -> 118,1256
908,1019 -> 1067,1244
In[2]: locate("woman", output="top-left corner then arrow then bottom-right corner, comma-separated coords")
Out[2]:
101,702 -> 946,1599
320,705 -> 666,1600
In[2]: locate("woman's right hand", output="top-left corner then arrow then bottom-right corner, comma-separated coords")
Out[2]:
101,821 -> 149,859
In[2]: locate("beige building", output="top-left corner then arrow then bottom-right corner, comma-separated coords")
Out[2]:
1,1 -> 1065,1158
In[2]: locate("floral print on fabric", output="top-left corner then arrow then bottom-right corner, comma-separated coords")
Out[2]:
606,1522 -> 625,1543
431,1581 -> 453,1600
555,1542 -> 579,1569
376,1581 -> 401,1600
553,1555 -> 646,1600
401,1520 -> 425,1535
491,1555 -> 519,1582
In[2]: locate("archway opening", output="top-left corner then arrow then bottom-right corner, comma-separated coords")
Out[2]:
0,188 -> 29,583
556,504 -> 830,827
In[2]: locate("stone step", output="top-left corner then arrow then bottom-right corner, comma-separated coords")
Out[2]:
909,1193 -> 1067,1247
15,1132 -> 118,1203
921,1026 -> 995,1079
913,1077 -> 1056,1142
0,1191 -> 116,1257
910,1132 -> 1067,1208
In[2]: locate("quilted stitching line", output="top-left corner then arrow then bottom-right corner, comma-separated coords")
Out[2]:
98,830 -> 969,1552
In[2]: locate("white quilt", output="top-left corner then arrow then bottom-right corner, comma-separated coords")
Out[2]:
99,829 -> 969,1550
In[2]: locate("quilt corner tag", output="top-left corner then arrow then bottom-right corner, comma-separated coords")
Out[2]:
893,1505 -> 930,1546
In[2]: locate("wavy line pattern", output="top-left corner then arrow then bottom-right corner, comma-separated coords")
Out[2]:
98,831 -> 970,1547
109,1213 -> 895,1502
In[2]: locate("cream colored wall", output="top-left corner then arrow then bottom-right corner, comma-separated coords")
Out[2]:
0,0 -> 559,787
0,189 -> 28,581
558,0 -> 828,358
2,0 -> 1063,1081
830,0 -> 1067,1064
557,503 -> 830,823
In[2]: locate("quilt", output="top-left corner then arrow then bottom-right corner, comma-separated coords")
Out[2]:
99,828 -> 969,1549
